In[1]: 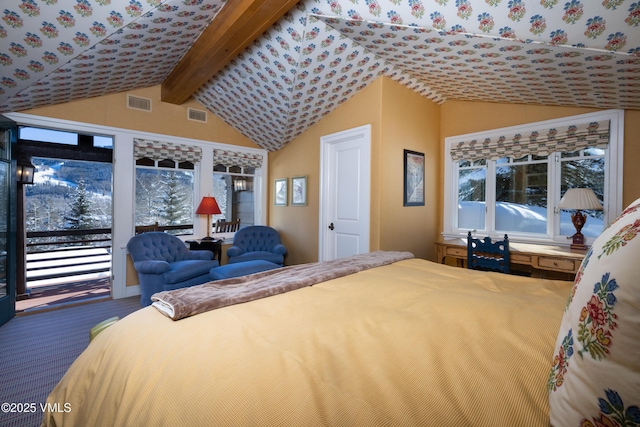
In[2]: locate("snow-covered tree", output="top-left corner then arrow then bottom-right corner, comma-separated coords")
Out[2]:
64,179 -> 93,230
135,169 -> 164,225
158,171 -> 190,225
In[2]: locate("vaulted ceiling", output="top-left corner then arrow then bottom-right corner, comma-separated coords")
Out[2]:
1,0 -> 639,151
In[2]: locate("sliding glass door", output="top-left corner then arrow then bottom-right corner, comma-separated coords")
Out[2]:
0,116 -> 17,327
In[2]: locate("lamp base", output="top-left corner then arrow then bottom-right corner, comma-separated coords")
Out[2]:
569,210 -> 589,251
570,232 -> 587,251
201,236 -> 215,241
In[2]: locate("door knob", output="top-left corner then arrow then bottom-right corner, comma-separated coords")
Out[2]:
328,222 -> 334,230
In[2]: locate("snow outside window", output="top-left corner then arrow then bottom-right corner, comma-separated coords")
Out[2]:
443,110 -> 623,246
135,158 -> 195,236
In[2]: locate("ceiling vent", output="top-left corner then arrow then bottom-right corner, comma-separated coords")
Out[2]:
127,95 -> 152,112
187,108 -> 207,123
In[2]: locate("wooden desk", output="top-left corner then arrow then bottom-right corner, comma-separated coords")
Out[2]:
436,238 -> 586,279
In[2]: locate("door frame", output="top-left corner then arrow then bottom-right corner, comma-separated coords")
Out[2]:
0,115 -> 17,326
318,125 -> 371,262
4,113 -> 125,298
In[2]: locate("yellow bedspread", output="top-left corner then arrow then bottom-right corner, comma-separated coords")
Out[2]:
43,258 -> 572,427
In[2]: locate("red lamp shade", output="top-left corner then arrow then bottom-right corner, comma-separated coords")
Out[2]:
195,197 -> 221,239
195,196 -> 221,215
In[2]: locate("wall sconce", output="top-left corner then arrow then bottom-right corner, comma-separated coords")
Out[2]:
558,188 -> 603,250
16,158 -> 35,185
234,177 -> 247,192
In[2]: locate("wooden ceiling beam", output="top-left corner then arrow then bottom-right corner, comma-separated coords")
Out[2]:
161,0 -> 299,105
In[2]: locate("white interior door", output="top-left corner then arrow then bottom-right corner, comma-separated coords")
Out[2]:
319,125 -> 371,261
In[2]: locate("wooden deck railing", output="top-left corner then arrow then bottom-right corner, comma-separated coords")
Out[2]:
25,224 -> 194,286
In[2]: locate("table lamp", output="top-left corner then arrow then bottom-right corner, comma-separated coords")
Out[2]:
558,188 -> 603,250
195,196 -> 221,240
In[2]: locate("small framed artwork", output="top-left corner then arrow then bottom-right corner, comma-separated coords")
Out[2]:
404,149 -> 425,206
274,178 -> 288,206
291,175 -> 307,206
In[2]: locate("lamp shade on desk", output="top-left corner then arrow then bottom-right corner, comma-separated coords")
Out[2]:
559,188 -> 603,250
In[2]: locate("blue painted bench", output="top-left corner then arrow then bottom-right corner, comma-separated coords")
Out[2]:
210,260 -> 281,280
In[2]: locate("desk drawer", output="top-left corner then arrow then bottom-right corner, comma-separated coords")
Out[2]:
537,256 -> 577,273
445,247 -> 467,258
511,253 -> 533,264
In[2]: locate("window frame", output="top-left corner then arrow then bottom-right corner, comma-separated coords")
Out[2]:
212,164 -> 258,229
205,147 -> 267,239
443,109 -> 624,246
134,160 -> 196,236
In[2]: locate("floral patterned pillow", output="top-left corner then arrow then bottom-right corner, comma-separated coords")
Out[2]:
548,197 -> 640,427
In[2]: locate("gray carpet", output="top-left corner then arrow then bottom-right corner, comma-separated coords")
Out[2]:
0,297 -> 141,427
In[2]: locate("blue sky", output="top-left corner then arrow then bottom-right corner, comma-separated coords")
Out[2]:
19,127 -> 113,148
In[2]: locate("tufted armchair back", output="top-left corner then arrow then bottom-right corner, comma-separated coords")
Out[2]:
127,232 -> 218,306
227,226 -> 287,266
233,226 -> 281,252
127,232 -> 191,264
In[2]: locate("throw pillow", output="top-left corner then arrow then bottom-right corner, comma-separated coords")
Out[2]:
548,197 -> 640,426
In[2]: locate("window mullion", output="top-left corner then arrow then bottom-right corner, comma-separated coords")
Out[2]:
549,153 -> 560,240
452,161 -> 460,232
486,159 -> 497,236
603,146 -> 612,225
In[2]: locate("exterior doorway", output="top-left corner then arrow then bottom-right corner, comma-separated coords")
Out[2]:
15,128 -> 113,313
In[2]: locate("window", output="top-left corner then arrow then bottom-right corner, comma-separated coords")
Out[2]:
20,127 -> 78,145
559,148 -> 605,238
27,157 -> 113,234
19,126 -> 114,148
211,148 -> 264,230
134,138 -> 201,235
213,165 -> 255,227
444,110 -> 623,245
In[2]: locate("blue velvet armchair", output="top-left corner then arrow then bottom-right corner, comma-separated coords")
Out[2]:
227,226 -> 287,266
127,232 -> 219,306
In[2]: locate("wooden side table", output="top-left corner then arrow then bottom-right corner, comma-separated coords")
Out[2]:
436,238 -> 586,280
187,239 -> 222,263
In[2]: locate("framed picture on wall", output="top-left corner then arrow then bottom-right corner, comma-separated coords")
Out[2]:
274,178 -> 288,206
404,149 -> 425,206
291,175 -> 307,206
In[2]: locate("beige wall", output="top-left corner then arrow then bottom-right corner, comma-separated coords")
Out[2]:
268,79 -> 383,265
271,86 -> 640,265
22,85 -> 258,148
378,79 -> 440,260
18,81 -> 640,268
621,110 -> 640,207
269,77 -> 440,264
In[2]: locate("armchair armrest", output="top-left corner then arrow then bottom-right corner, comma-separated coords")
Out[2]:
271,243 -> 287,256
134,260 -> 170,275
186,250 -> 214,261
227,245 -> 243,258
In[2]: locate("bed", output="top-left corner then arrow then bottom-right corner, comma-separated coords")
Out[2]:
43,200 -> 640,427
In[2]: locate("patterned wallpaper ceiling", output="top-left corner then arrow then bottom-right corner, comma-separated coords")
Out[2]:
1,0 -> 639,151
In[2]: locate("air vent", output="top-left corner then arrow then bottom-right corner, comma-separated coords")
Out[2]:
187,108 -> 207,123
127,95 -> 152,112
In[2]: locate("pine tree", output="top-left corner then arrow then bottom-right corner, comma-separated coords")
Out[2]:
158,171 -> 189,225
135,169 -> 164,225
64,179 -> 93,230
